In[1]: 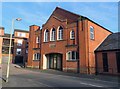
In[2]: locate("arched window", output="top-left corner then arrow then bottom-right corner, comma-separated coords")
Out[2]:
58,26 -> 63,40
50,28 -> 56,41
44,29 -> 49,42
70,30 -> 75,39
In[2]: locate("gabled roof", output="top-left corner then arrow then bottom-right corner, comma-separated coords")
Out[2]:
43,7 -> 112,33
95,32 -> 120,52
44,7 -> 83,25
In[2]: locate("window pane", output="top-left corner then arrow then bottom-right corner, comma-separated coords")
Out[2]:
68,52 -> 70,60
70,30 -> 75,39
16,49 -> 21,55
72,51 -> 76,59
90,26 -> 94,40
51,29 -> 55,41
58,26 -> 63,40
17,40 -> 22,46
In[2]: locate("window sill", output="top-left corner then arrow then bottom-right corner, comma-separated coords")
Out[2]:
57,39 -> 63,41
43,41 -> 49,43
67,60 -> 77,62
33,60 -> 40,61
65,44 -> 77,47
70,38 -> 75,40
33,48 -> 40,50
90,39 -> 95,41
50,40 -> 55,42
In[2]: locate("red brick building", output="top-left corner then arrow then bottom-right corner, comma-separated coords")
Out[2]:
27,7 -> 112,74
0,27 -> 4,64
13,29 -> 29,65
95,32 -> 120,75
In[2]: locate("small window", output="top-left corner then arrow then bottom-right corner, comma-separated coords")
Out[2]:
18,32 -> 26,37
50,28 -> 56,41
90,26 -> 94,40
70,30 -> 75,39
17,40 -> 22,46
44,29 -> 49,42
36,36 -> 40,43
57,26 -> 63,40
67,51 -> 78,61
33,53 -> 40,60
16,48 -> 21,55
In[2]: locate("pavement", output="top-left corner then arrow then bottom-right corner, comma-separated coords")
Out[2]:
26,67 -> 120,83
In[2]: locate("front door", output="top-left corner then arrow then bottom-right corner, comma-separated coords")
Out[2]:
48,54 -> 62,70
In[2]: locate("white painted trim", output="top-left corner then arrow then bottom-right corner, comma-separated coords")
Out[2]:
43,54 -> 47,69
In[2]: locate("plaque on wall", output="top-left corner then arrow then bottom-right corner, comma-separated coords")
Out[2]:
49,44 -> 56,48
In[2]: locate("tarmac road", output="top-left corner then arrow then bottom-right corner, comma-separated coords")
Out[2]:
2,63 -> 120,88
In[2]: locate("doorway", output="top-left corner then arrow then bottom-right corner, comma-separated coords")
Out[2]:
46,53 -> 62,71
116,52 -> 120,73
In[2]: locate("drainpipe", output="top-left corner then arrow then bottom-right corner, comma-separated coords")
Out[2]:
86,18 -> 90,74
76,17 -> 82,73
39,28 -> 42,69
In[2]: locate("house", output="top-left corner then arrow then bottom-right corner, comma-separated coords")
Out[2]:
2,33 -> 14,63
27,7 -> 112,74
0,27 -> 29,65
13,29 -> 29,65
95,32 -> 120,75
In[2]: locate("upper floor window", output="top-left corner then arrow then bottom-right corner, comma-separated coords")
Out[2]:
44,29 -> 49,42
66,51 -> 78,61
17,40 -> 22,46
33,53 -> 40,61
90,26 -> 94,40
70,30 -> 75,40
18,32 -> 26,37
36,36 -> 40,43
16,48 -> 21,55
50,28 -> 56,41
57,26 -> 63,40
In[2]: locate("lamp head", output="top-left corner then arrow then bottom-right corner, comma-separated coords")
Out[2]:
16,18 -> 22,21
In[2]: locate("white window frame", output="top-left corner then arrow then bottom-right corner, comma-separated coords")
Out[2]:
36,36 -> 40,43
90,26 -> 94,40
70,30 -> 75,39
17,40 -> 22,46
50,28 -> 56,41
33,53 -> 40,60
16,48 -> 21,55
66,51 -> 77,61
44,29 -> 49,42
57,26 -> 63,40
18,32 -> 26,37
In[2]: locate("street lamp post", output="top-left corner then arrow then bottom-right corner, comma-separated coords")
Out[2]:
6,18 -> 22,82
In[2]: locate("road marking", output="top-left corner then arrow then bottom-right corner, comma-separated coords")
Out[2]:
80,82 -> 103,87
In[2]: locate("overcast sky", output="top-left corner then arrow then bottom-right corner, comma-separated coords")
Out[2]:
1,2 -> 118,33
